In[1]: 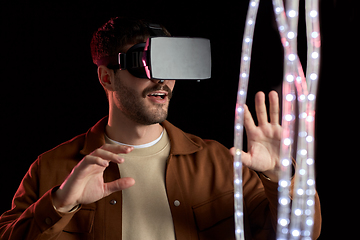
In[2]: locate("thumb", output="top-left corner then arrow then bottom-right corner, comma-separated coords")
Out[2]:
230,147 -> 252,167
104,177 -> 135,196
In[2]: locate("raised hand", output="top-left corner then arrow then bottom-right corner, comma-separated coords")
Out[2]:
231,91 -> 282,181
52,144 -> 135,212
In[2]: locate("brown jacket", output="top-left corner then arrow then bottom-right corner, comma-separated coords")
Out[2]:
0,117 -> 321,240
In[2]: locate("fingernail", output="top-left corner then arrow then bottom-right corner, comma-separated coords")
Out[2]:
117,156 -> 124,163
125,146 -> 133,151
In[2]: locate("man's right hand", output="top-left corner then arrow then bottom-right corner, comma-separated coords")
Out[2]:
52,144 -> 135,213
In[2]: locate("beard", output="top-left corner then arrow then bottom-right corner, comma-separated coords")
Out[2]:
113,78 -> 173,125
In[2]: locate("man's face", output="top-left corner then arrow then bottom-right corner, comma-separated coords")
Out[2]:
112,64 -> 175,126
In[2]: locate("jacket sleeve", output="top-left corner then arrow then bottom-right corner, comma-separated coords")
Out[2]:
0,159 -> 79,240
242,166 -> 322,240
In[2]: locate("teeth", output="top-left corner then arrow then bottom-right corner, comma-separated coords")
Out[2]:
150,93 -> 165,96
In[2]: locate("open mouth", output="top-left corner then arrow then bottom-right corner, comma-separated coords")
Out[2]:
147,92 -> 168,100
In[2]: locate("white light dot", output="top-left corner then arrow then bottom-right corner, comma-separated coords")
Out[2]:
248,19 -> 253,25
282,158 -> 290,166
237,107 -> 243,113
243,56 -> 249,61
275,7 -> 282,13
286,94 -> 294,101
239,90 -> 245,96
299,131 -> 307,137
310,73 -> 318,80
299,169 -> 306,175
294,208 -> 302,215
284,114 -> 293,121
288,53 -> 296,61
286,75 -> 294,82
311,31 -> 319,38
306,115 -> 314,122
284,138 -> 291,146
299,112 -> 307,118
235,193 -> 240,198
307,179 -> 315,186
306,218 -> 314,226
306,136 -> 313,142
280,180 -> 288,188
292,229 -> 300,237
306,158 -> 314,165
241,73 -> 247,78
307,200 -> 314,207
299,149 -> 307,156
288,10 -> 297,18
308,94 -> 315,101
251,1 -> 257,7
311,52 -> 319,59
299,94 -> 306,101
310,10 -> 318,18
279,197 -> 289,205
234,179 -> 241,184
279,218 -> 288,226
287,31 -> 295,39
245,37 -> 251,43
236,149 -> 241,156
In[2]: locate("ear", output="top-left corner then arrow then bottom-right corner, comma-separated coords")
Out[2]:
97,65 -> 116,91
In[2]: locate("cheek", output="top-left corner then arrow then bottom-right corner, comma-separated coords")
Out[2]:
169,80 -> 176,91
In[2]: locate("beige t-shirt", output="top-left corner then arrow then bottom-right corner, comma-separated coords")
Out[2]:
105,129 -> 175,240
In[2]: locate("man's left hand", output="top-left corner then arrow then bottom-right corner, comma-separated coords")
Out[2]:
230,91 -> 282,182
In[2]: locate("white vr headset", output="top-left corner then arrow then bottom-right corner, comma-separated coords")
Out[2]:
96,24 -> 211,80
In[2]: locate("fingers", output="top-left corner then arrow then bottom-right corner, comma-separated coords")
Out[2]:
93,145 -> 133,163
255,91 -> 268,126
244,104 -> 256,131
254,91 -> 280,126
104,177 -> 135,196
80,144 -> 133,169
269,90 -> 280,125
100,144 -> 133,154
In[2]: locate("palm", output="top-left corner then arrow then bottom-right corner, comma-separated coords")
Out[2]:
53,145 -> 135,212
241,91 -> 282,175
245,121 -> 282,172
71,163 -> 108,205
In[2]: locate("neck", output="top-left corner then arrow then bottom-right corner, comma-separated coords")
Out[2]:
106,108 -> 163,146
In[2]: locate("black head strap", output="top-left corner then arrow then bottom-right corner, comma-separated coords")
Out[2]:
145,23 -> 167,37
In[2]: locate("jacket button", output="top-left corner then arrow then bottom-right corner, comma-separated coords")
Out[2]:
110,199 -> 117,205
174,200 -> 180,207
45,217 -> 52,225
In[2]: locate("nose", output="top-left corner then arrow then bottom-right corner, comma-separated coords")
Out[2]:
150,79 -> 165,84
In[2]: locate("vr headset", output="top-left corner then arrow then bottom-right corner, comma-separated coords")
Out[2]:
96,24 -> 211,80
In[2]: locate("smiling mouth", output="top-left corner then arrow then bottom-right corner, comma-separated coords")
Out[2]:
147,92 -> 167,99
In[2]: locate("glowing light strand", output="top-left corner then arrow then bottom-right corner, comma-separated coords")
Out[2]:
235,0 -> 320,239
234,1 -> 260,239
271,0 -> 320,239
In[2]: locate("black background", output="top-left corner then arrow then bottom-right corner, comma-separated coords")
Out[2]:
0,0 -> 357,239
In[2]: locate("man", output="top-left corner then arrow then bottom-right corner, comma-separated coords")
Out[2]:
0,17 -> 321,239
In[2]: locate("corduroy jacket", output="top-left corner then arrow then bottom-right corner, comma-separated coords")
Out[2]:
0,117 -> 321,239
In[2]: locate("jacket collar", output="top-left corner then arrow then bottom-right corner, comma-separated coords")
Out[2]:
80,116 -> 202,156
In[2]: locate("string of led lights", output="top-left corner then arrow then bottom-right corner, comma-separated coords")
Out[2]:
234,0 -> 320,239
233,1 -> 260,239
